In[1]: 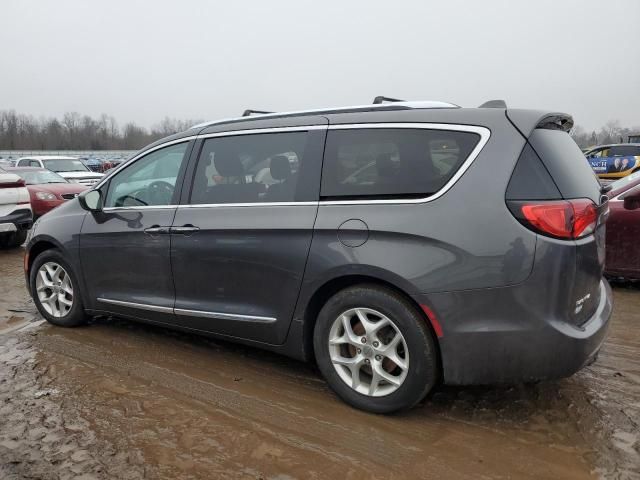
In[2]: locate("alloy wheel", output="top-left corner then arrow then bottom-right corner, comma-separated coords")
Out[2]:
328,307 -> 409,397
35,262 -> 74,318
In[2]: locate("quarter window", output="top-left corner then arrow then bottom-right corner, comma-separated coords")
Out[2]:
320,128 -> 481,199
104,142 -> 188,208
190,131 -> 312,204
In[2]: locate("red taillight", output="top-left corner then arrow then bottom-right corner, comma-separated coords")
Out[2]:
0,178 -> 26,188
509,199 -> 599,239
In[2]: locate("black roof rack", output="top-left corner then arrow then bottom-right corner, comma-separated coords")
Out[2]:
478,99 -> 507,108
372,96 -> 405,104
242,109 -> 273,117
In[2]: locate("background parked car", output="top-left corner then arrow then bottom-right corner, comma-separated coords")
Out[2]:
15,156 -> 103,186
0,170 -> 32,248
605,170 -> 640,279
585,143 -> 640,180
4,167 -> 88,219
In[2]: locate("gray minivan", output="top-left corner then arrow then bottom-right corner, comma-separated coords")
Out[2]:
25,100 -> 612,413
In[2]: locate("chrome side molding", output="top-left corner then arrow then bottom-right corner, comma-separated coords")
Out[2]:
96,298 -> 276,324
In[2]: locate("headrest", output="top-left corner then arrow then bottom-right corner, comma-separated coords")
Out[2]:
270,155 -> 292,181
375,153 -> 396,178
214,153 -> 244,177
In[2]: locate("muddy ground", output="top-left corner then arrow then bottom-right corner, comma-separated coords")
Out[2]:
0,247 -> 638,479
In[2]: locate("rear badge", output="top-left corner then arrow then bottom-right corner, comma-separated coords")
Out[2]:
574,293 -> 592,314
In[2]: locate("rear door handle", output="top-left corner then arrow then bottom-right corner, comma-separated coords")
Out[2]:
170,225 -> 200,235
144,225 -> 170,235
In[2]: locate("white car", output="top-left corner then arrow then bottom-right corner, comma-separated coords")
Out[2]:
0,172 -> 32,248
16,156 -> 103,186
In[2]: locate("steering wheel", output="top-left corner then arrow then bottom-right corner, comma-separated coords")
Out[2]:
147,180 -> 175,205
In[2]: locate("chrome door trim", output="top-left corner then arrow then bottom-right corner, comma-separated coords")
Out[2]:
97,297 -> 174,314
174,308 -> 276,323
96,298 -> 277,323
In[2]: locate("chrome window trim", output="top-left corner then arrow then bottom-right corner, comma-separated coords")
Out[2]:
178,201 -> 317,209
174,308 -> 276,323
93,136 -> 198,190
102,205 -> 178,212
97,297 -> 174,314
197,124 -> 327,140
96,298 -> 276,323
320,123 -> 490,205
184,122 -> 490,207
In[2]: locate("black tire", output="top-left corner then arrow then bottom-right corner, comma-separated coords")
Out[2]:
313,284 -> 438,413
0,230 -> 27,249
29,249 -> 87,327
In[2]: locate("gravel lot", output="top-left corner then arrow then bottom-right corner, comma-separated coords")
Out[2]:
1,246 -> 638,479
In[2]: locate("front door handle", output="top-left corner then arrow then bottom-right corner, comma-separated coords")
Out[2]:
170,225 -> 200,236
144,225 -> 170,235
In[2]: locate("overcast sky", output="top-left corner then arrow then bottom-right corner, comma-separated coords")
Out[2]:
1,0 -> 638,131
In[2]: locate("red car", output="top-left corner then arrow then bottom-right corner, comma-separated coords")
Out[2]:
605,171 -> 640,279
5,167 -> 88,219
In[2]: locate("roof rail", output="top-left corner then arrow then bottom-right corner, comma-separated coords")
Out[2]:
372,96 -> 405,104
242,109 -> 273,117
478,99 -> 507,108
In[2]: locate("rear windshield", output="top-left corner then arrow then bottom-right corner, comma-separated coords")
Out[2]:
528,129 -> 601,203
320,128 -> 480,199
42,159 -> 89,172
12,169 -> 68,184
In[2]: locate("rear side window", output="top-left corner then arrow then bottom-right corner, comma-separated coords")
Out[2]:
608,145 -> 640,156
320,128 -> 480,199
505,144 -> 561,200
528,129 -> 601,203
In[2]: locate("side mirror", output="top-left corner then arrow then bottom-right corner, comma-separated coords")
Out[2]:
623,191 -> 640,211
78,189 -> 103,212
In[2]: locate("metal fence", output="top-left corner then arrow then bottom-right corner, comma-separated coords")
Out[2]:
0,150 -> 136,159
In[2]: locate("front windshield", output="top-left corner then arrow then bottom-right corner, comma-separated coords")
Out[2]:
42,159 -> 89,172
14,170 -> 68,185
610,170 -> 640,191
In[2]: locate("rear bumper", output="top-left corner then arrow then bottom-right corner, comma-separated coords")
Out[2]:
414,278 -> 613,385
0,208 -> 33,233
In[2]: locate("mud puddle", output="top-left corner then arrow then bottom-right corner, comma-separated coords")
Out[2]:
1,247 -> 639,479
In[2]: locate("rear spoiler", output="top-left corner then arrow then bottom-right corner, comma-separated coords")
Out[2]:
506,109 -> 574,137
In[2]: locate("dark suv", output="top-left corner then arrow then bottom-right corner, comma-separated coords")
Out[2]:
25,99 -> 612,413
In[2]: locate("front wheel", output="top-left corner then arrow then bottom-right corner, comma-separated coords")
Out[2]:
313,285 -> 439,413
30,249 -> 87,327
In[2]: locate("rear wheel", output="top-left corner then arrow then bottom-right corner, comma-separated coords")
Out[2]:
30,249 -> 87,327
313,285 -> 438,413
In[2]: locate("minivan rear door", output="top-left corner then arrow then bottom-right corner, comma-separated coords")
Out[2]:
171,121 -> 327,344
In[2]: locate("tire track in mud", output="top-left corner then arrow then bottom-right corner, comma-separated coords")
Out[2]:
34,325 -> 596,480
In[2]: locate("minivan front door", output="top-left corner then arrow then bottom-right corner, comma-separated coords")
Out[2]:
80,140 -> 193,323
171,126 -> 326,344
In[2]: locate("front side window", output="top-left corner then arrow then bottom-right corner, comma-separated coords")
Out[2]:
190,131 -> 310,204
320,128 -> 481,199
104,142 -> 188,208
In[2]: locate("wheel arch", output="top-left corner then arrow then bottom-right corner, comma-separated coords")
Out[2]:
300,274 -> 443,373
